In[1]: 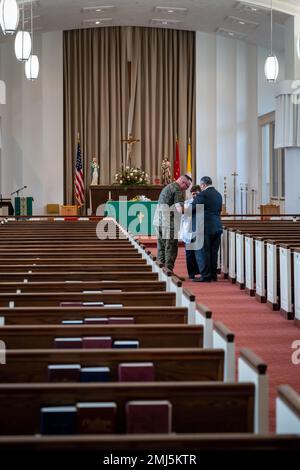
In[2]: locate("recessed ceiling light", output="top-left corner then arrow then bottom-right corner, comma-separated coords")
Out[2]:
162,21 -> 168,25
239,21 -> 245,25
96,9 -> 102,12
95,21 -> 100,24
168,10 -> 174,13
229,32 -> 234,36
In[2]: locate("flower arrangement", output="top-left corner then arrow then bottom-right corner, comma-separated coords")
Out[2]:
130,195 -> 151,202
114,167 -> 149,186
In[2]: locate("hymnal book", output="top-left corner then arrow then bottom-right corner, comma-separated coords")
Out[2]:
118,362 -> 155,382
126,400 -> 172,434
80,366 -> 110,382
82,290 -> 103,294
82,336 -> 112,349
104,304 -> 123,308
61,320 -> 83,325
60,302 -> 82,307
48,364 -> 81,382
54,338 -> 83,349
82,301 -> 104,306
108,317 -> 134,325
102,290 -> 122,294
113,340 -> 139,349
76,402 -> 117,434
84,317 -> 109,325
40,406 -> 77,435
0,317 -> 4,326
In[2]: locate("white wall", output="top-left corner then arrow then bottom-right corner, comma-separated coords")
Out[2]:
257,47 -> 285,116
0,31 -> 63,215
196,32 -> 259,213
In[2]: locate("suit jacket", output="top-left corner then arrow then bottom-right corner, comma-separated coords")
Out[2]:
192,187 -> 223,235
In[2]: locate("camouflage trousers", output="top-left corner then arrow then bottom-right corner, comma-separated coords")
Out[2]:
156,226 -> 178,272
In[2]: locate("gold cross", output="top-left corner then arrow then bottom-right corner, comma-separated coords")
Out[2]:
121,134 -> 140,167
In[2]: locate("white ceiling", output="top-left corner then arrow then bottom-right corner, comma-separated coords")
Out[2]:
8,0 -> 299,51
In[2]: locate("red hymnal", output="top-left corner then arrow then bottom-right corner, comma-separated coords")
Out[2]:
118,362 -> 155,382
126,400 -> 172,434
76,402 -> 117,434
108,317 -> 134,325
82,336 -> 112,349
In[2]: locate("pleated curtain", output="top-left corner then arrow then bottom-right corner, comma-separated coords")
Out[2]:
63,26 -> 195,205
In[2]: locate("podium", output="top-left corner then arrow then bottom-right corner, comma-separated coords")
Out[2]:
14,197 -> 33,216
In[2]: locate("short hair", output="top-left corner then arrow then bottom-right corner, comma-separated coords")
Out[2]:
183,174 -> 192,182
191,184 -> 201,193
200,176 -> 212,186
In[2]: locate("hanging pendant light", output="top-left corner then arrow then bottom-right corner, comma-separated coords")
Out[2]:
15,4 -> 32,62
264,0 -> 279,82
297,32 -> 300,60
0,0 -> 19,35
25,1 -> 39,81
25,54 -> 39,80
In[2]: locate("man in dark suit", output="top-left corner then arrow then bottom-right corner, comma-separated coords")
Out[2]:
191,176 -> 223,282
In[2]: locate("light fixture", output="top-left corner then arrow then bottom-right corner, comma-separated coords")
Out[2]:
264,0 -> 279,82
15,4 -> 32,61
25,1 -> 39,81
0,0 -> 19,35
297,32 -> 300,60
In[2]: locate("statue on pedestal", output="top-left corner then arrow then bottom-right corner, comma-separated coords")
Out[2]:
161,157 -> 171,185
90,157 -> 100,185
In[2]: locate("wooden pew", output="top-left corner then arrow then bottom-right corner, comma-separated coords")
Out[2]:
0,291 -> 176,307
0,306 -> 188,325
0,280 -> 167,293
0,382 -> 255,435
0,271 -> 159,282
0,434 -> 299,461
0,263 -> 153,273
0,348 -> 224,383
0,324 -> 203,349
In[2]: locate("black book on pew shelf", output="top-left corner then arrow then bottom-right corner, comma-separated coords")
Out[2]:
118,362 -> 155,382
61,320 -> 83,325
108,317 -> 134,325
126,401 -> 172,434
48,364 -> 81,382
84,317 -> 109,325
82,336 -> 112,349
76,402 -> 117,434
60,302 -> 83,307
40,406 -> 77,435
80,366 -> 111,382
113,340 -> 139,349
54,338 -> 83,349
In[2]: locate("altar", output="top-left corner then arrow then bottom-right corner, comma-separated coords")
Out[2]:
90,185 -> 163,214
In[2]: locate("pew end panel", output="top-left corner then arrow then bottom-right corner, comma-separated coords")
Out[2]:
212,322 -> 235,383
276,385 -> 300,435
238,348 -> 269,434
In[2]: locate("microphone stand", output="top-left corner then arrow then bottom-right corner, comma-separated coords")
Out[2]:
11,186 -> 27,197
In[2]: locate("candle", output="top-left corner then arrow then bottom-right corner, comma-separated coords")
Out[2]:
108,191 -> 112,200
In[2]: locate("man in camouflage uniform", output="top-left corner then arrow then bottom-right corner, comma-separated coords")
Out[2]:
154,175 -> 192,272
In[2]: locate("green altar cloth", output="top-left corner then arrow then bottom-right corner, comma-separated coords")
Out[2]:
104,201 -> 158,236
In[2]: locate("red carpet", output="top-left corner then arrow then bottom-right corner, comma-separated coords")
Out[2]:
144,241 -> 300,431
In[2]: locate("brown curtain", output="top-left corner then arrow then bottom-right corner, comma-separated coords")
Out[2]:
63,26 -> 195,205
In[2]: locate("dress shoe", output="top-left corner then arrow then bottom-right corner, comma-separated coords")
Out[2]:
192,277 -> 211,283
212,277 -> 218,282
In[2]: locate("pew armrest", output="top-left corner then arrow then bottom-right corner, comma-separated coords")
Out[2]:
276,385 -> 300,435
195,304 -> 213,348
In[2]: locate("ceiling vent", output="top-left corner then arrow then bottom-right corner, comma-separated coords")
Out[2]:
150,18 -> 181,26
216,27 -> 248,40
154,6 -> 187,15
225,15 -> 259,29
82,6 -> 115,14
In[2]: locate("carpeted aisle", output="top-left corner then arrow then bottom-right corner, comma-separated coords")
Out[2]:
143,240 -> 300,431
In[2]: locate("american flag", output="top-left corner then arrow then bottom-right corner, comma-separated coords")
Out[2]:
74,138 -> 85,205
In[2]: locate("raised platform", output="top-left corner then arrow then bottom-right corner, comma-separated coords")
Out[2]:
90,185 -> 163,214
